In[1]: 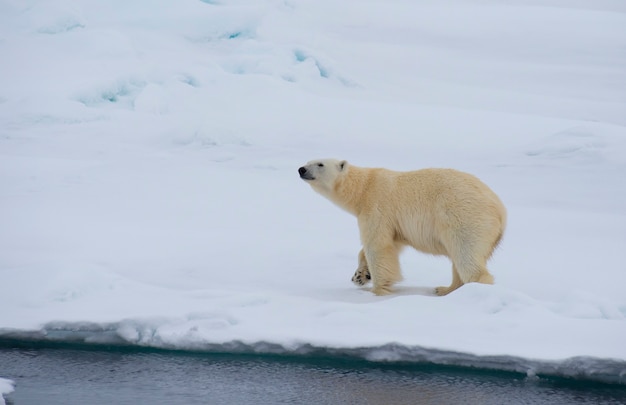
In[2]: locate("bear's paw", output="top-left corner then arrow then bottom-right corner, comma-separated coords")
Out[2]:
351,267 -> 371,286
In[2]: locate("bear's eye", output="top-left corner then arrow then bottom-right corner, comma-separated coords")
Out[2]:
317,163 -> 324,167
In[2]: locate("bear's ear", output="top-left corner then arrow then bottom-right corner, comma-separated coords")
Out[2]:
339,160 -> 347,171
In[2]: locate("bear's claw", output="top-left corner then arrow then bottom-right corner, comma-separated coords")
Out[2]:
352,267 -> 372,286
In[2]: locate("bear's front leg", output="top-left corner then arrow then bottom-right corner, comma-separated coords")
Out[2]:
364,244 -> 403,296
352,248 -> 371,286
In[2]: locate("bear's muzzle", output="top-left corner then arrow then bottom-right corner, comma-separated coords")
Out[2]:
298,167 -> 315,180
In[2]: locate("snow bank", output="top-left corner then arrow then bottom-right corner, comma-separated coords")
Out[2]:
1,282 -> 625,384
0,378 -> 15,405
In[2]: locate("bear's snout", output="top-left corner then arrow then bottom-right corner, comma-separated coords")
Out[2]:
299,166 -> 315,180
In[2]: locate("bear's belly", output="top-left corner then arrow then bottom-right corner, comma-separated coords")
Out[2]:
411,239 -> 448,256
396,232 -> 448,256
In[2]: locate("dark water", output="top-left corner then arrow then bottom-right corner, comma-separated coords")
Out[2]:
1,346 -> 625,405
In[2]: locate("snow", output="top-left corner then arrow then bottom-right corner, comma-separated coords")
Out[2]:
1,0 -> 626,385
0,378 -> 14,405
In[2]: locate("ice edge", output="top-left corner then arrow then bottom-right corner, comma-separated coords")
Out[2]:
1,325 -> 624,386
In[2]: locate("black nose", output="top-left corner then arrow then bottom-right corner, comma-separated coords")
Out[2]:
298,167 -> 307,176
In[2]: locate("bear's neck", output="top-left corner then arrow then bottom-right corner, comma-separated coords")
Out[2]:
330,165 -> 371,216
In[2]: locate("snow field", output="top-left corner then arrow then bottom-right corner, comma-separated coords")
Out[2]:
1,0 -> 625,384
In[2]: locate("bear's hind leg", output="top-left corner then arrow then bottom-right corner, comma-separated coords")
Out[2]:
476,270 -> 494,285
352,248 -> 371,286
438,241 -> 495,295
455,257 -> 494,289
365,245 -> 403,296
435,265 -> 463,296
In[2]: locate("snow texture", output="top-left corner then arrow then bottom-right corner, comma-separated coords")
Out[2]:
0,378 -> 14,405
1,0 -> 626,386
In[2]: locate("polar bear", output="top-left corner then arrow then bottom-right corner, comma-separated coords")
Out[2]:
298,159 -> 506,296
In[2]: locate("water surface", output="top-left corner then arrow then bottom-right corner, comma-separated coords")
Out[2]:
1,346 -> 625,404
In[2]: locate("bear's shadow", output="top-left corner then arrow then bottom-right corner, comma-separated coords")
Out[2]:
354,285 -> 437,301
320,285 -> 436,303
390,286 -> 437,297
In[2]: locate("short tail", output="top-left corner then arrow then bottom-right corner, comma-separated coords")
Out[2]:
492,210 -> 506,253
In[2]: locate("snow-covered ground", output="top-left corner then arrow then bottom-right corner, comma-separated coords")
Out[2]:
1,0 -> 626,386
0,378 -> 14,405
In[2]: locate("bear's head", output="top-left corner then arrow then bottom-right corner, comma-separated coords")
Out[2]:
298,158 -> 348,196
